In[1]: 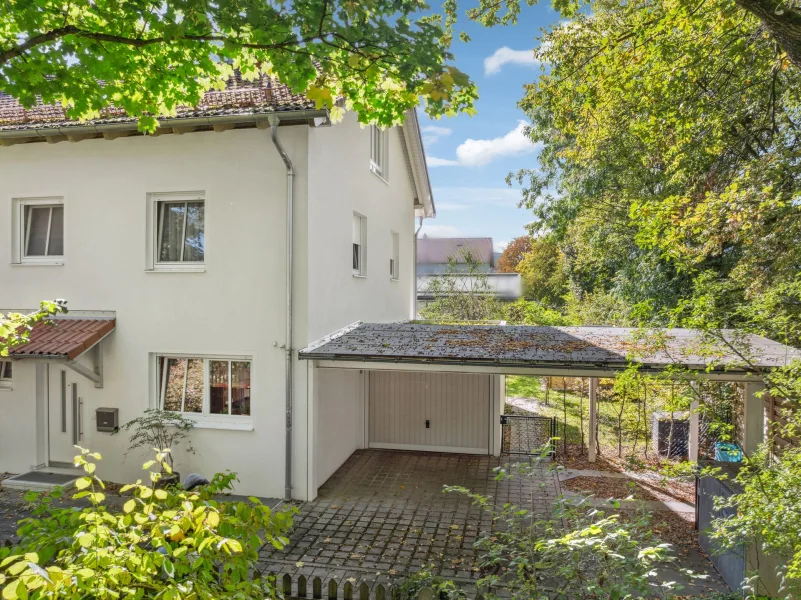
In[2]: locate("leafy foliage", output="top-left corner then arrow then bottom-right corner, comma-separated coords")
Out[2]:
0,0 -> 551,130
117,409 -> 196,471
398,569 -> 468,599
496,236 -> 531,274
0,301 -> 67,356
420,248 -> 503,322
445,461 -> 686,599
0,447 -> 295,600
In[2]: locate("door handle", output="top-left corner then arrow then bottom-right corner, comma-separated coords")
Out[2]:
78,397 -> 84,441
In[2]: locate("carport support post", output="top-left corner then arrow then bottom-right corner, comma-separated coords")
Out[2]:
689,398 -> 700,463
743,382 -> 766,456
588,377 -> 598,463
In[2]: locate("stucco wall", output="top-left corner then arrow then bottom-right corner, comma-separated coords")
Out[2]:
0,127 -> 309,497
0,362 -> 38,473
305,114 -> 416,341
314,367 -> 364,488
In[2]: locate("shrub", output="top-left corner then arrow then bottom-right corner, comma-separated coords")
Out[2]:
0,447 -> 295,599
117,409 -> 196,473
445,461 -> 692,599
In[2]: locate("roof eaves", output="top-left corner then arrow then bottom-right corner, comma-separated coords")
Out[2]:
400,109 -> 435,218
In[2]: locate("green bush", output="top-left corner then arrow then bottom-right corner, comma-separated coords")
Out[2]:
445,461 -> 694,599
0,447 -> 295,599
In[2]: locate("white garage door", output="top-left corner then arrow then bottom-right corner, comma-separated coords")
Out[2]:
368,371 -> 491,454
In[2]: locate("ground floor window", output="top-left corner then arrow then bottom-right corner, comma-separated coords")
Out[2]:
157,356 -> 251,417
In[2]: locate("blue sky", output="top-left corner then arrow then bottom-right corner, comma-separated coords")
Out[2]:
418,2 -> 561,252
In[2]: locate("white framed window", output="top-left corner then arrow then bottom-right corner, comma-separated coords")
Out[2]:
146,192 -> 205,272
352,213 -> 367,276
370,126 -> 389,181
0,361 -> 12,390
157,355 -> 252,429
390,231 -> 400,280
11,197 -> 65,265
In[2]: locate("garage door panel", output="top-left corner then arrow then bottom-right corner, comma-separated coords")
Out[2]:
369,371 -> 490,453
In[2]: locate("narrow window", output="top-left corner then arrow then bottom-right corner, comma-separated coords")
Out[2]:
352,213 -> 366,276
60,370 -> 67,433
157,199 -> 205,263
158,356 -> 251,417
370,126 -> 388,180
0,362 -> 12,389
391,232 -> 400,280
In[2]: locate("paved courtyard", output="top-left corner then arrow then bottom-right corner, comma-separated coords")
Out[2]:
258,449 -> 559,590
1,450 -> 730,597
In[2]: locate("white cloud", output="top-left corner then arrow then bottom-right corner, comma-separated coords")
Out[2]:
421,124 -> 453,147
427,156 -> 461,167
494,240 -> 509,253
433,186 -> 522,207
426,122 -> 540,169
484,47 -> 539,76
419,224 -> 462,237
436,202 -> 470,211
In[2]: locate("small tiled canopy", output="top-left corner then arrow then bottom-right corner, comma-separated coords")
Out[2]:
9,319 -> 115,360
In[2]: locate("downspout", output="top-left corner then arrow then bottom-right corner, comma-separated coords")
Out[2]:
267,114 -> 295,501
413,215 -> 424,318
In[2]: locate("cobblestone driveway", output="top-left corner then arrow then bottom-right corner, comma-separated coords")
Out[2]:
258,449 -> 558,589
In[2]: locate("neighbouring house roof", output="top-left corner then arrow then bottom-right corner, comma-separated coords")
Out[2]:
0,73 -> 316,133
417,237 -> 494,267
9,318 -> 115,360
299,322 -> 801,375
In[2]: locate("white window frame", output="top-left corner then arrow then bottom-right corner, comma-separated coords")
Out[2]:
11,197 -> 65,265
390,231 -> 400,280
352,212 -> 367,277
154,353 -> 252,430
146,191 -> 206,272
369,126 -> 389,182
0,361 -> 12,391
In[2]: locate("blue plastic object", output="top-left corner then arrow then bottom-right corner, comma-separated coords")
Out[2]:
714,442 -> 743,462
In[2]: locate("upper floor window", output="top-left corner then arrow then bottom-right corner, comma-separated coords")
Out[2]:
353,213 -> 367,276
12,197 -> 64,265
158,355 -> 251,419
390,231 -> 400,280
146,192 -> 205,272
0,361 -> 12,390
370,126 -> 389,181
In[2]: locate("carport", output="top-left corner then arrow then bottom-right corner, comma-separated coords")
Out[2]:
299,321 -> 800,500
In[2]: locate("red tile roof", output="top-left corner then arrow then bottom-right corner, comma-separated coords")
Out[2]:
0,73 -> 316,132
10,319 -> 115,359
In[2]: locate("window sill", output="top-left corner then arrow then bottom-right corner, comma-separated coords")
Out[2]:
0,386 -> 13,392
369,167 -> 389,186
189,418 -> 253,431
390,278 -> 400,282
147,265 -> 206,273
11,261 -> 64,267
352,274 -> 367,279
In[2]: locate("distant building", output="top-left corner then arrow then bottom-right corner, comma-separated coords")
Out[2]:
416,236 -> 522,304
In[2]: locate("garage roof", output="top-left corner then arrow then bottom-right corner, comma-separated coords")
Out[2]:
9,318 -> 115,360
299,322 -> 801,374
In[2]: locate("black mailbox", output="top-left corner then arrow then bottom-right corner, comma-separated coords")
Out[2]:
96,407 -> 119,432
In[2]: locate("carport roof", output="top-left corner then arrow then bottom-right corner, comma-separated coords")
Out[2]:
299,322 -> 801,374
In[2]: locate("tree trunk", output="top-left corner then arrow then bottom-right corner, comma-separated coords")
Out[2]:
734,0 -> 801,70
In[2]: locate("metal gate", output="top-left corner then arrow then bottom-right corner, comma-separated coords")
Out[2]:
501,415 -> 557,455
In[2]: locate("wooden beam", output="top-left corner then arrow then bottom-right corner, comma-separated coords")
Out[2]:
743,382 -> 766,456
0,137 -> 38,147
67,133 -> 96,143
45,135 -> 66,144
102,130 -> 132,141
588,377 -> 598,462
171,126 -> 197,135
689,399 -> 700,462
212,123 -> 235,133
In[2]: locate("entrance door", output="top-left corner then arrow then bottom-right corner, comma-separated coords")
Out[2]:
48,366 -> 81,466
368,371 -> 491,454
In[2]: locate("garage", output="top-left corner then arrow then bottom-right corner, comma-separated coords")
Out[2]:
368,371 -> 498,454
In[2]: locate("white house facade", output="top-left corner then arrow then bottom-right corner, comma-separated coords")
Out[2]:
0,76 -> 445,500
